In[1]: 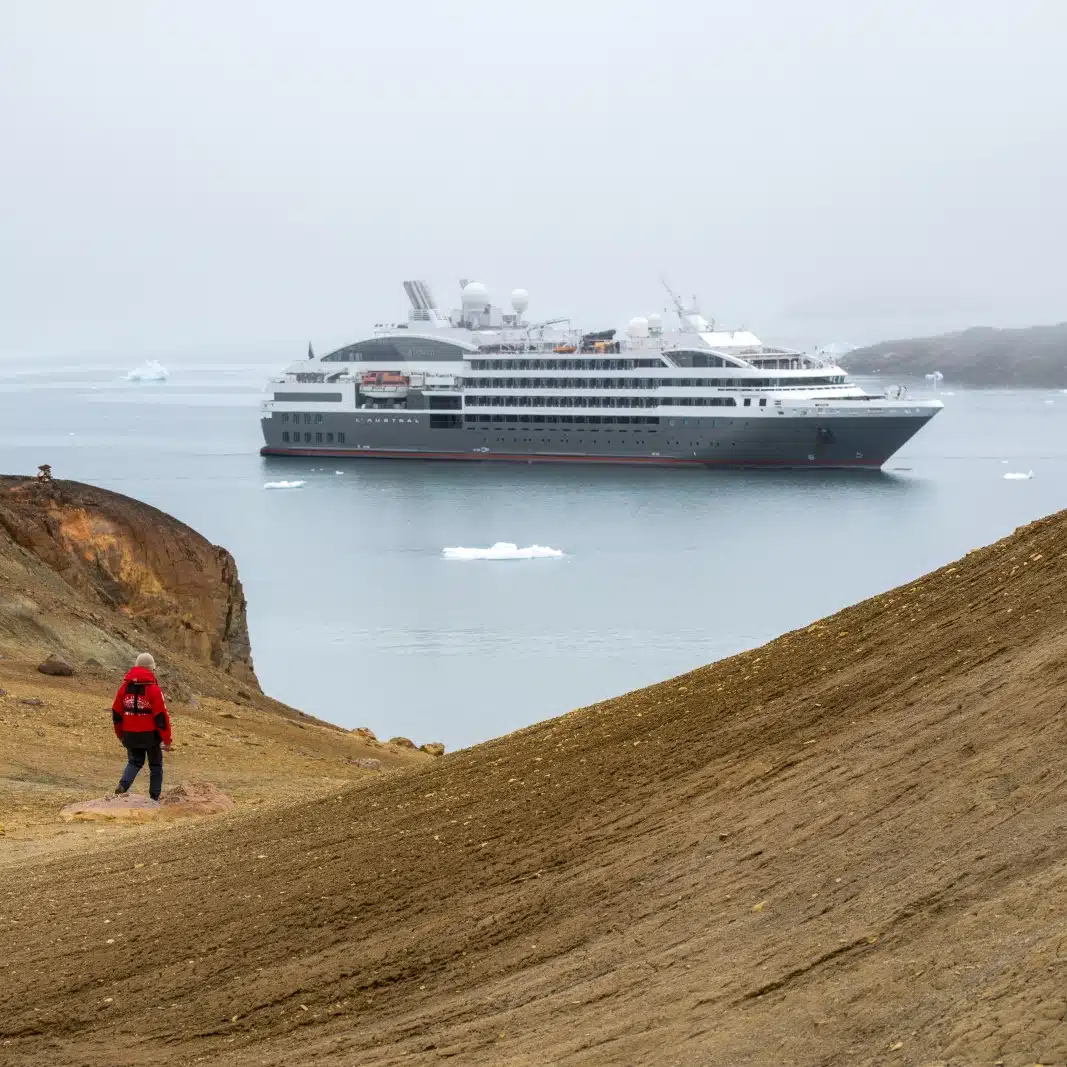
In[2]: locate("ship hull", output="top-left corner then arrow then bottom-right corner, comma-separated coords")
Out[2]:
260,410 -> 935,469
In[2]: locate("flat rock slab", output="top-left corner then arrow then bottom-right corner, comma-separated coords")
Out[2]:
60,781 -> 235,823
60,795 -> 162,823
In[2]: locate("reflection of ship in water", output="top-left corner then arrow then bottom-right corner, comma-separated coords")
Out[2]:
260,279 -> 942,469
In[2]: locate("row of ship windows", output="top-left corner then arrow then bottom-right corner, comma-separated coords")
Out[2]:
461,377 -> 844,389
280,416 -> 753,443
282,431 -> 347,444
465,395 -> 766,409
463,415 -> 661,426
280,413 -> 324,424
468,358 -> 669,371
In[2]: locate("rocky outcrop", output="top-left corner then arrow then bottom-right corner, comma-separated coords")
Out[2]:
0,476 -> 257,687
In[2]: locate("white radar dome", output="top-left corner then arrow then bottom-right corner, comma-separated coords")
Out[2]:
461,281 -> 489,307
647,312 -> 663,333
510,288 -> 529,316
627,316 -> 650,340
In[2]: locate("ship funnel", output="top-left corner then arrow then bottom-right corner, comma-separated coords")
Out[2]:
403,280 -> 437,311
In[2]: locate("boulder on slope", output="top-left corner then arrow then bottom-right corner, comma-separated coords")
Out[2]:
38,653 -> 74,677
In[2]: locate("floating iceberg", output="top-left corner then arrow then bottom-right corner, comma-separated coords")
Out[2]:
263,480 -> 306,489
1003,471 -> 1034,480
442,542 -> 564,560
125,360 -> 169,382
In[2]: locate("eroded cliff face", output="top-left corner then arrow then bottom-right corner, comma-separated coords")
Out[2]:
0,476 -> 257,687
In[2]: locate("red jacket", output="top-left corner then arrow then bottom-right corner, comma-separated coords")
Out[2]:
111,667 -> 172,747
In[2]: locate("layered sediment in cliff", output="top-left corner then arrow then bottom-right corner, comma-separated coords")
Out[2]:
0,474 -> 257,688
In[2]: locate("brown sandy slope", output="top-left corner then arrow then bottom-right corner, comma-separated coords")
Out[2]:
3,511 -> 1067,1065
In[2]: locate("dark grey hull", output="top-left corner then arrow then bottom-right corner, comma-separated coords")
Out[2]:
261,410 -> 935,468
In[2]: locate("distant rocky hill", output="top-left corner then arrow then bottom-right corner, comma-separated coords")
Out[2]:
842,322 -> 1067,387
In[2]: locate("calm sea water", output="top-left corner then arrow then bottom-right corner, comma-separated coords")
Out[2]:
1,354 -> 1065,748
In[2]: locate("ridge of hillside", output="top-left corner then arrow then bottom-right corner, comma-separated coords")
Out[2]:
842,321 -> 1067,387
3,508 -> 1067,1064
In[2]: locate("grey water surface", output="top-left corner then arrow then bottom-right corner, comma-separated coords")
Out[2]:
1,355 -> 1065,749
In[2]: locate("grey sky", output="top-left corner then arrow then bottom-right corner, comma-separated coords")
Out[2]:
2,0 -> 1065,361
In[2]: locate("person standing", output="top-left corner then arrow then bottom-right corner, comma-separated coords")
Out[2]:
112,653 -> 172,801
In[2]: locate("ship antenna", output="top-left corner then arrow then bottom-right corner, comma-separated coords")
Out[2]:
660,275 -> 687,318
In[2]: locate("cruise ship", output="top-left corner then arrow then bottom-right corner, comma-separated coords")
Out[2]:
259,280 -> 941,468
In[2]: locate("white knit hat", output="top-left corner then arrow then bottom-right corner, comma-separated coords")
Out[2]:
135,652 -> 156,670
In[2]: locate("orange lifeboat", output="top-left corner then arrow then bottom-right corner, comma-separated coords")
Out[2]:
360,370 -> 410,400
553,344 -> 576,354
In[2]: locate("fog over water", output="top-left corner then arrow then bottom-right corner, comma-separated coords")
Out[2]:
2,0 -> 1066,362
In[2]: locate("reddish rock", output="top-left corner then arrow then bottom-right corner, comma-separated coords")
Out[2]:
160,780 -> 235,816
353,726 -> 377,741
419,742 -> 446,757
388,736 -> 416,749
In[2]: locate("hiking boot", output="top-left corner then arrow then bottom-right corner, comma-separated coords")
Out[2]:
114,785 -> 128,795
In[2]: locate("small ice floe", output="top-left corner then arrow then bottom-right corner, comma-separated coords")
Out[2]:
263,480 -> 306,489
334,470 -> 344,475
442,542 -> 564,560
1003,471 -> 1034,480
125,360 -> 169,382
1044,399 -> 1055,405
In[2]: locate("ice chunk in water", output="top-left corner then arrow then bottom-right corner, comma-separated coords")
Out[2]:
263,480 -> 306,489
125,360 -> 169,382
442,542 -> 563,560
1002,471 -> 1034,480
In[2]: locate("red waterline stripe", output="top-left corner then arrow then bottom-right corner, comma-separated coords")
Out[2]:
260,446 -> 882,468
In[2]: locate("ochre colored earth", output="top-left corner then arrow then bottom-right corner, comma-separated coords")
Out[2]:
3,508 -> 1067,1065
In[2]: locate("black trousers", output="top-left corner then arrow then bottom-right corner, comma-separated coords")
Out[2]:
119,743 -> 163,800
